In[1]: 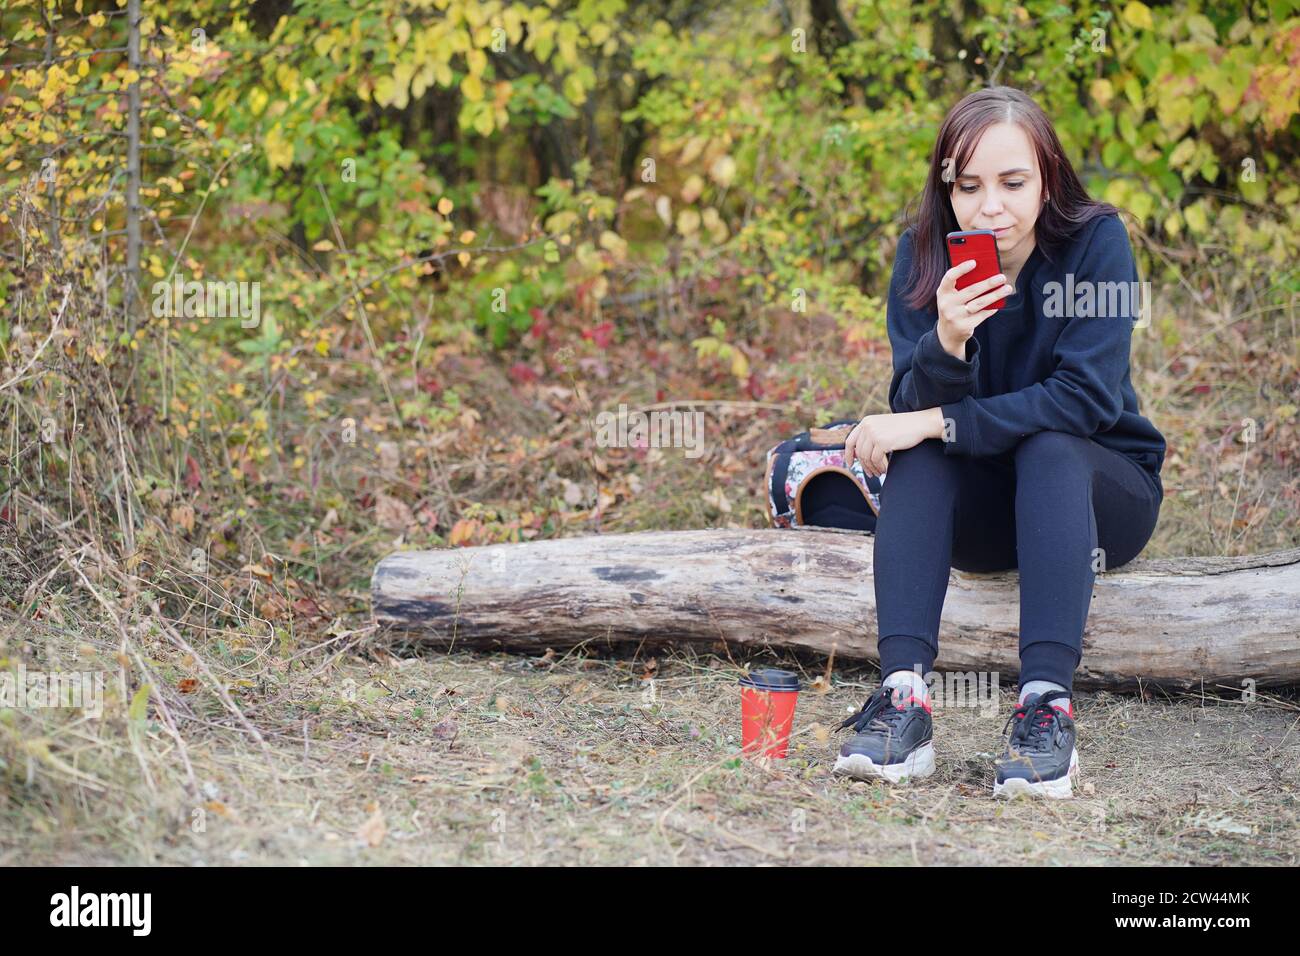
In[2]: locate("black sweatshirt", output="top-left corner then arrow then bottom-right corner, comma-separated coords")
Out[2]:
886,213 -> 1166,498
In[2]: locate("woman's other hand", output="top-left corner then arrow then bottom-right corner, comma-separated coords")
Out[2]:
843,410 -> 943,478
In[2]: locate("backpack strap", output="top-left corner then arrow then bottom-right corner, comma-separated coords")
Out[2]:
768,438 -> 798,517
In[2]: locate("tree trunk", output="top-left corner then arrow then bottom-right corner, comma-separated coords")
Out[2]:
372,527 -> 1300,691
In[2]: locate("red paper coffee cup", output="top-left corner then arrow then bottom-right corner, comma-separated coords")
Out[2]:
738,668 -> 801,759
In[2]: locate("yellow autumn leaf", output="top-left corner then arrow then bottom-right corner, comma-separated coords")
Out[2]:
731,349 -> 750,379
412,62 -> 435,99
1122,2 -> 1153,30
599,230 -> 627,260
437,197 -> 454,215
680,174 -> 705,203
1089,79 -> 1113,108
382,65 -> 410,110
263,125 -> 293,170
503,8 -> 523,44
462,72 -> 484,102
709,155 -> 737,187
562,72 -> 586,105
545,210 -> 578,235
276,63 -> 299,97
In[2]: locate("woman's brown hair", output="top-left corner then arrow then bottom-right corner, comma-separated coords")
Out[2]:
899,85 -> 1121,311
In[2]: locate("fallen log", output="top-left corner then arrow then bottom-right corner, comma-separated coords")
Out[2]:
371,527 -> 1300,690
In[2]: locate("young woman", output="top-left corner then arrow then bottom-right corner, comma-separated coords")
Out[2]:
832,86 -> 1166,798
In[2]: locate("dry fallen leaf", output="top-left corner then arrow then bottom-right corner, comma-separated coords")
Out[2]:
319,507 -> 339,533
240,562 -> 273,581
375,492 -> 414,530
356,806 -> 386,847
170,503 -> 195,533
807,675 -> 832,695
448,517 -> 479,546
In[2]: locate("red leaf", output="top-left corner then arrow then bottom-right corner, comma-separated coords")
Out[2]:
418,372 -> 442,397
528,307 -> 548,340
581,321 -> 615,349
184,454 -> 202,491
509,362 -> 539,384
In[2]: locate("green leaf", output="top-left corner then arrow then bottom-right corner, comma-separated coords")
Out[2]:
129,684 -> 151,724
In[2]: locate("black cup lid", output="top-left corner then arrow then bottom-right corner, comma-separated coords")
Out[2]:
738,668 -> 801,691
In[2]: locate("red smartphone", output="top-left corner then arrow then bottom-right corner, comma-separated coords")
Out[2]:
946,230 -> 1006,311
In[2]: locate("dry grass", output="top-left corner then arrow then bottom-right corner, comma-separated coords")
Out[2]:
5,578 -> 1297,866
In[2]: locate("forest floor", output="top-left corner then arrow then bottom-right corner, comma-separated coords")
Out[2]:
4,606 -> 1297,866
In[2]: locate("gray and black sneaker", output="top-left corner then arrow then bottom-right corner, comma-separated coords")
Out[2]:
993,690 -> 1079,799
832,683 -> 935,783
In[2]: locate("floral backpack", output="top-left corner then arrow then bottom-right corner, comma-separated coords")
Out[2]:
765,418 -> 884,532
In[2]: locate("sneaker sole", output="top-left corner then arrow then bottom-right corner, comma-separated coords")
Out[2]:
832,741 -> 935,784
993,747 -> 1079,799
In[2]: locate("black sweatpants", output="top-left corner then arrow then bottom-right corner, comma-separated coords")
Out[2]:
872,430 -> 1162,693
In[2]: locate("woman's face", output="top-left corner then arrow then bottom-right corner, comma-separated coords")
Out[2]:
948,121 -> 1044,261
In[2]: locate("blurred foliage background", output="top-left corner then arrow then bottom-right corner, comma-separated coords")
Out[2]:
1,0 -> 1299,612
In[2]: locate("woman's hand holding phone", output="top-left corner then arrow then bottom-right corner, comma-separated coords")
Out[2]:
935,260 -> 1015,358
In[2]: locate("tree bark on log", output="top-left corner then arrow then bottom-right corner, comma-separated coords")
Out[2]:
371,528 -> 1300,691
